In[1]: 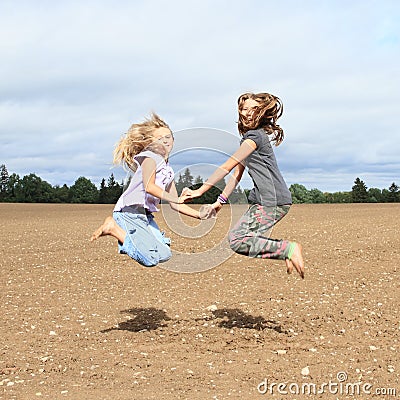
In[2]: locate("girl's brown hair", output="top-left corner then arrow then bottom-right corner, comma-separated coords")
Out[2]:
237,92 -> 284,145
113,113 -> 170,171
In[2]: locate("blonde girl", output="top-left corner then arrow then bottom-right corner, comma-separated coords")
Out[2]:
184,93 -> 305,278
91,113 -> 212,267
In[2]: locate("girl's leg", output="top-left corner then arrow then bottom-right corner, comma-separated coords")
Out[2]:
90,216 -> 126,243
228,204 -> 304,277
284,244 -> 305,278
146,214 -> 172,263
113,212 -> 171,267
228,204 -> 290,258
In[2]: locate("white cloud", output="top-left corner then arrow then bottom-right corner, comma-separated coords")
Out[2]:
0,0 -> 399,191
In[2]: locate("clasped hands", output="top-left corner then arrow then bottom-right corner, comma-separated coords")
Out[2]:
178,187 -> 223,220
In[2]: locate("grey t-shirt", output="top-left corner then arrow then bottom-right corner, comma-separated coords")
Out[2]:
241,129 -> 292,206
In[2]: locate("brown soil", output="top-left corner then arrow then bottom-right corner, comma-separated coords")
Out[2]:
1,203 -> 399,399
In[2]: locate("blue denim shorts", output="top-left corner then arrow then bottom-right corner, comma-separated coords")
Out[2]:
113,209 -> 171,267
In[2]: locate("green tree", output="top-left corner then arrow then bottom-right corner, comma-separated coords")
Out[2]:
175,169 -> 197,196
182,168 -> 193,188
323,192 -> 334,203
387,182 -> 399,202
194,175 -> 203,185
13,173 -> 54,202
368,188 -> 383,203
107,173 -> 117,188
324,191 -> 352,203
0,164 -> 9,200
309,188 -> 326,203
337,191 -> 352,203
98,174 -> 123,204
53,184 -> 70,203
351,177 -> 368,203
289,184 -> 312,203
6,173 -> 20,201
98,178 -> 107,203
69,177 -> 98,203
175,173 -> 185,195
107,173 -> 123,203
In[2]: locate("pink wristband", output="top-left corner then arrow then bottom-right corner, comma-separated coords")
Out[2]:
218,194 -> 228,204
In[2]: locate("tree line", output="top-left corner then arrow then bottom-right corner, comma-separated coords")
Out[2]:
0,164 -> 122,204
0,164 -> 398,204
289,178 -> 399,203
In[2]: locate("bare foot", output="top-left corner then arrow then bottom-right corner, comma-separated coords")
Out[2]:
90,216 -> 116,242
290,243 -> 305,279
285,258 -> 294,275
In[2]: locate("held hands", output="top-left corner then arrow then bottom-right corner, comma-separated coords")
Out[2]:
177,190 -> 192,204
199,201 -> 223,219
199,204 -> 216,219
180,187 -> 224,220
211,200 -> 223,213
181,187 -> 202,200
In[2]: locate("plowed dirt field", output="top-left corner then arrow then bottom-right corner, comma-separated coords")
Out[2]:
1,203 -> 399,399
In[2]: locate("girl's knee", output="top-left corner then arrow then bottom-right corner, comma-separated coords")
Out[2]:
228,231 -> 241,252
136,245 -> 172,267
124,244 -> 160,267
159,253 -> 172,264
158,245 -> 172,264
141,259 -> 159,267
126,252 -> 158,267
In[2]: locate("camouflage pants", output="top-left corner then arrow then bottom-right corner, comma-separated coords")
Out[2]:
228,204 -> 293,260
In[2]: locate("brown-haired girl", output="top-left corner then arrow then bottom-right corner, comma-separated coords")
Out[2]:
184,92 -> 305,278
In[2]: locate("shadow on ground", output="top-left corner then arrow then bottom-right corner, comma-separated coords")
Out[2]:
101,307 -> 285,334
211,308 -> 285,333
101,307 -> 171,333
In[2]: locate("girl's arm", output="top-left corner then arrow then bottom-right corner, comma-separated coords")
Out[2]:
141,157 -> 187,204
189,139 -> 256,197
220,163 -> 245,199
208,163 -> 246,213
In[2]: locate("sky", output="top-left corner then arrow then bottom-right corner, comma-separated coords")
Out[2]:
1,0 -> 399,193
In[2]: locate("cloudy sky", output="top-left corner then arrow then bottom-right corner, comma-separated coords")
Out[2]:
1,0 -> 399,192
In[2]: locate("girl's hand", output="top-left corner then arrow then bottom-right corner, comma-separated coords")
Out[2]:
182,187 -> 203,200
211,201 -> 223,213
181,187 -> 192,196
199,204 -> 217,219
177,192 -> 192,204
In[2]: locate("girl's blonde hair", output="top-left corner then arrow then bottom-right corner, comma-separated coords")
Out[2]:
113,113 -> 170,171
237,92 -> 284,146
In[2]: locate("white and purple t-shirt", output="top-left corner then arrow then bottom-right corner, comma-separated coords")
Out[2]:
114,150 -> 174,213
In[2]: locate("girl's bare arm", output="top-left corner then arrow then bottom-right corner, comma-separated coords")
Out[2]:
166,181 -> 206,219
141,157 -> 187,204
220,163 -> 245,199
190,139 -> 256,197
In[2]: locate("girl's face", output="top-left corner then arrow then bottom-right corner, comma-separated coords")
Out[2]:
241,98 -> 260,126
153,127 -> 174,155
